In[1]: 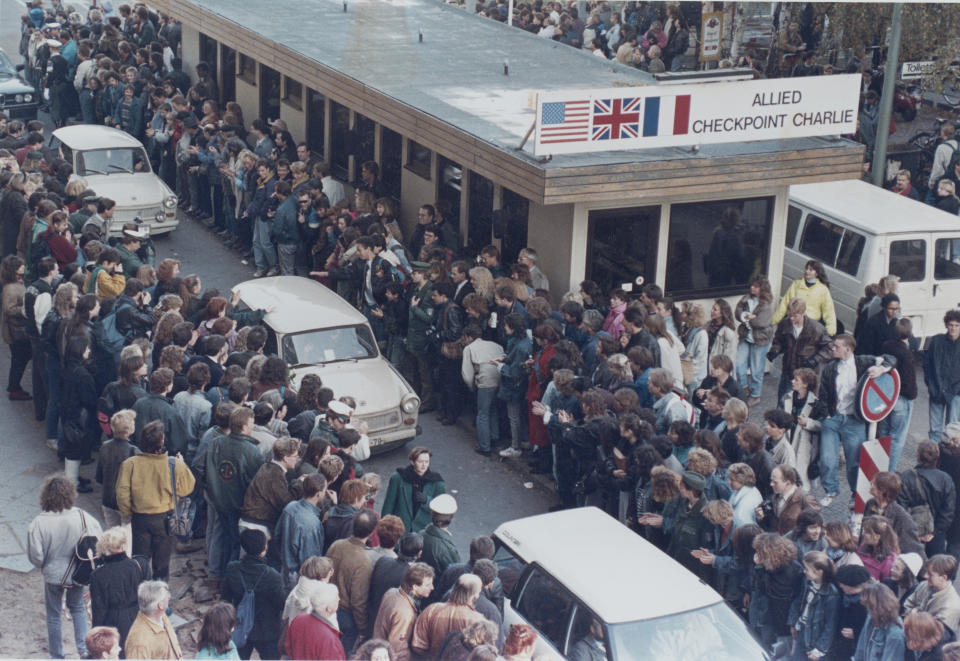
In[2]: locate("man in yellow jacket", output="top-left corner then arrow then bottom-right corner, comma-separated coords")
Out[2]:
116,420 -> 195,580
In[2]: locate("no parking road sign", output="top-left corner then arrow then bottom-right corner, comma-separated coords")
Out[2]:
859,370 -> 901,423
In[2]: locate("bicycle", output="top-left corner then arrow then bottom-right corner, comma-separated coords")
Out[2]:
906,117 -> 951,186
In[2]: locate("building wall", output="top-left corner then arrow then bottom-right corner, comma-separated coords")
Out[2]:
280,98 -> 306,145
235,78 -> 259,127
528,201 -> 574,295
181,25 -> 199,80
399,158 -> 436,245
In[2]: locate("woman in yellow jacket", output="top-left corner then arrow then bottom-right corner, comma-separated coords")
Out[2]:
773,259 -> 837,335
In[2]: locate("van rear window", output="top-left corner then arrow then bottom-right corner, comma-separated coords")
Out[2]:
935,239 -> 960,280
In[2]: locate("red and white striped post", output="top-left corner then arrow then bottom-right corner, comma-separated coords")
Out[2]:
851,370 -> 901,531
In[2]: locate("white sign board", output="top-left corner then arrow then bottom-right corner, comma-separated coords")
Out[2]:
533,74 -> 860,156
901,61 -> 934,79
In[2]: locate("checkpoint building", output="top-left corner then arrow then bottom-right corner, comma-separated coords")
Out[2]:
153,0 -> 864,305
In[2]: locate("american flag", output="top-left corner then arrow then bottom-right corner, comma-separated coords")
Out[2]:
539,100 -> 591,143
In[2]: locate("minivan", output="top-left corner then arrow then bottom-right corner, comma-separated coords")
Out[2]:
786,179 -> 960,345
492,508 -> 769,660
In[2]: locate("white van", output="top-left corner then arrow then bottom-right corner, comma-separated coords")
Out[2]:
785,179 -> 960,344
492,508 -> 769,660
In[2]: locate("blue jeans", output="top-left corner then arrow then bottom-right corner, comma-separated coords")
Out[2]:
208,508 -> 240,577
476,387 -> 500,451
338,607 -> 358,655
44,582 -> 88,659
819,413 -> 867,495
252,219 -> 277,271
736,341 -> 769,397
45,352 -> 61,442
879,397 -> 914,472
928,394 -> 960,442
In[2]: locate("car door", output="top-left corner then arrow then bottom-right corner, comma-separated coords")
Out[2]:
506,564 -> 577,660
886,234 -> 932,342
932,234 -> 960,342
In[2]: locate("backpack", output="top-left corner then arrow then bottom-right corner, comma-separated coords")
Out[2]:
98,300 -> 133,357
907,469 -> 936,538
232,568 -> 267,648
96,382 -> 119,435
946,140 -> 960,176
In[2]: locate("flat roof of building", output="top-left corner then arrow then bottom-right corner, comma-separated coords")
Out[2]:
176,0 -> 852,168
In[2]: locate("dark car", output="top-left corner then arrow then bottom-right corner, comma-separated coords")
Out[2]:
0,49 -> 39,120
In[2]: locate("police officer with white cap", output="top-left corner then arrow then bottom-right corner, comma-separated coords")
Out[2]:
420,494 -> 461,575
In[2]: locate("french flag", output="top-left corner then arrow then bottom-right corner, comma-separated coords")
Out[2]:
642,95 -> 691,137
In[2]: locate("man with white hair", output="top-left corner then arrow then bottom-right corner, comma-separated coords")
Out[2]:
284,582 -> 345,660
518,248 -> 549,292
411,573 -> 487,658
123,581 -> 181,659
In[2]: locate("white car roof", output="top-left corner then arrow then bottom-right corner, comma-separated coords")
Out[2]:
53,124 -> 146,151
789,179 -> 960,235
232,276 -> 369,335
494,507 -> 722,624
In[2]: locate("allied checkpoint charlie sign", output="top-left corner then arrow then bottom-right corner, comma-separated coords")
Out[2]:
533,73 -> 861,156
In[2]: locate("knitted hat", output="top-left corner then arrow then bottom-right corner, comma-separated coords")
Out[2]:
681,470 -> 706,492
835,565 -> 871,587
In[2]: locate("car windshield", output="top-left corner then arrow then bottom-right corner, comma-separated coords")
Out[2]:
608,602 -> 769,661
0,50 -> 14,75
281,325 -> 377,366
77,147 -> 150,176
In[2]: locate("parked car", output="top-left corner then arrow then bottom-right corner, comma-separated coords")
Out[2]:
52,125 -> 178,236
231,276 -> 420,454
0,47 -> 39,119
493,508 -> 769,660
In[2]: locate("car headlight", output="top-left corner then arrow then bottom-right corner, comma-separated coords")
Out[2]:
23,94 -> 31,103
14,94 -> 23,103
401,394 -> 420,414
163,195 -> 178,210
155,211 -> 165,222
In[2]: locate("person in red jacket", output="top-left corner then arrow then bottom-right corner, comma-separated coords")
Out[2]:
284,582 -> 346,660
36,211 -> 77,272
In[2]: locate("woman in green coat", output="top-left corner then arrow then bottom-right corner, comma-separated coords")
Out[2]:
381,446 -> 445,532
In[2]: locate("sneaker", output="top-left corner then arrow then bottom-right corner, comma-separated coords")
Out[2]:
8,389 -> 32,401
252,268 -> 265,278
46,438 -> 58,451
820,493 -> 837,507
499,447 -> 522,458
265,267 -> 279,277
747,396 -> 761,407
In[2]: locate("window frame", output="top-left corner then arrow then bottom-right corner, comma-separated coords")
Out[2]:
282,76 -> 303,111
889,238 -> 928,283
797,213 -> 843,268
237,53 -> 256,85
512,563 -> 579,655
405,138 -> 432,180
934,237 -> 960,281
665,196 -> 775,299
786,205 -> 803,248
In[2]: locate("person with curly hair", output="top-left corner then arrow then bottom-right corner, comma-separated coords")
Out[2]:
28,473 -> 103,659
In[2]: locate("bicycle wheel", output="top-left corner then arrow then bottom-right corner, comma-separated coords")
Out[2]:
908,131 -> 936,149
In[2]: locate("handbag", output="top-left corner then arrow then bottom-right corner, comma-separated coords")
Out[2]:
6,314 -> 30,343
163,457 -> 193,537
61,510 -> 99,586
439,304 -> 466,360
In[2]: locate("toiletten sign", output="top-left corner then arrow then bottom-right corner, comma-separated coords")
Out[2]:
533,73 -> 860,156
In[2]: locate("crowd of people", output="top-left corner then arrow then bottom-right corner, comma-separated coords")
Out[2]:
10,1 -> 960,661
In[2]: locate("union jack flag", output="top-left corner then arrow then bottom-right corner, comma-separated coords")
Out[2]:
592,97 -> 641,141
